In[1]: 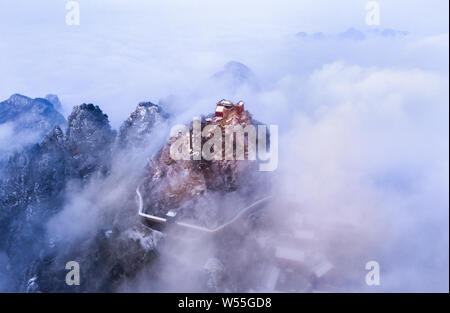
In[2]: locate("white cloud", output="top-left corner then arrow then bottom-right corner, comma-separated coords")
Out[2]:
0,0 -> 448,292
0,122 -> 41,158
275,63 -> 448,291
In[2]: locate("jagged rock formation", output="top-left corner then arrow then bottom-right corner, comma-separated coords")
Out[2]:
0,103 -> 116,290
18,102 -> 170,293
0,94 -> 65,125
66,104 -> 116,178
0,97 -> 285,293
0,98 -> 174,292
24,223 -> 161,292
0,94 -> 67,169
117,102 -> 168,149
140,104 -> 270,228
0,127 -> 69,285
0,94 -> 66,139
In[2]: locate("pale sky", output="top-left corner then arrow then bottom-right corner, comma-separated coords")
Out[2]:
0,0 -> 448,126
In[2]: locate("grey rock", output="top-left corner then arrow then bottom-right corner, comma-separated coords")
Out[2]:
66,103 -> 116,178
117,101 -> 168,149
0,103 -> 116,290
0,93 -> 66,135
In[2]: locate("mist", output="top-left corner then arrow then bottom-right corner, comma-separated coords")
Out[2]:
0,0 -> 448,292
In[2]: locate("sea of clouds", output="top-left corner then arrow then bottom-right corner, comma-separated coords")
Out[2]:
0,0 -> 448,292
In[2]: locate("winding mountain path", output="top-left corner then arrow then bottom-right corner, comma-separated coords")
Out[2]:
136,181 -> 272,233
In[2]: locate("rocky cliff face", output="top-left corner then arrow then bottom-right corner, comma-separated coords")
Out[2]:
14,102 -> 169,293
0,94 -> 66,140
0,98 -> 173,292
66,103 -> 116,178
0,127 -> 69,287
117,102 -> 168,149
0,103 -> 116,290
0,94 -> 65,125
141,106 -> 271,228
0,97 -> 279,293
0,94 -> 67,170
